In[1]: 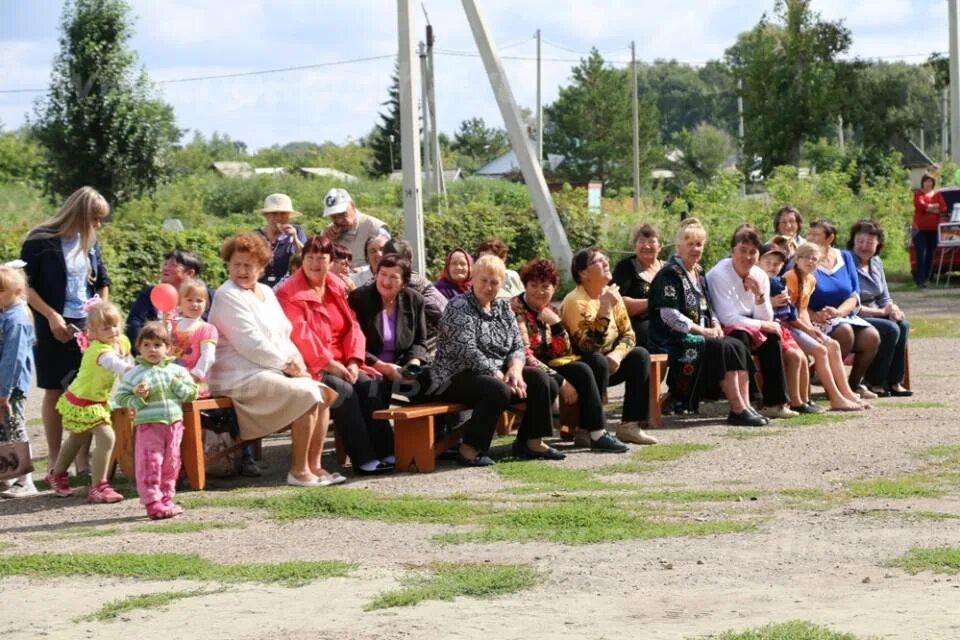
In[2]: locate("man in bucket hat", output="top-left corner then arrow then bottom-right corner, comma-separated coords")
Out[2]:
257,193 -> 307,286
322,188 -> 390,270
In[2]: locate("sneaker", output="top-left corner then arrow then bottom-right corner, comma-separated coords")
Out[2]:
590,432 -> 629,453
760,404 -> 799,419
573,429 -> 592,448
87,482 -> 124,504
43,470 -> 74,497
855,385 -> 879,400
615,422 -> 658,445
0,481 -> 38,499
240,459 -> 262,477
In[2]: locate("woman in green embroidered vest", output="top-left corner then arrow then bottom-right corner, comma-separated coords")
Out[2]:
648,218 -> 764,427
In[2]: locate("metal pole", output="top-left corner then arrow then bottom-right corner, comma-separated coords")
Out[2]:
536,28 -> 543,166
631,40 -> 639,213
418,42 -> 433,200
397,0 -> 425,274
461,0 -> 573,277
737,76 -> 746,196
426,26 -> 443,196
950,0 -> 960,163
943,87 -> 950,162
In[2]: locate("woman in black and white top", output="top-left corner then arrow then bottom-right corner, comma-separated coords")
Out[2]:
430,254 -> 562,467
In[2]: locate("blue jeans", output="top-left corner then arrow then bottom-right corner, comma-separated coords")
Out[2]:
864,317 -> 909,387
913,230 -> 939,285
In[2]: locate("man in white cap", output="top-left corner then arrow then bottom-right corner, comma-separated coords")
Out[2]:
322,188 -> 389,270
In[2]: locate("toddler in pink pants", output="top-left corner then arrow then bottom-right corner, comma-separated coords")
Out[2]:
114,321 -> 198,519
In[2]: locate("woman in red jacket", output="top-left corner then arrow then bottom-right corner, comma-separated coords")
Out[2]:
276,235 -> 394,475
912,173 -> 947,288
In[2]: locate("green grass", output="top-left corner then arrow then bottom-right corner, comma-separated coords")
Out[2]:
629,488 -> 765,502
908,317 -> 960,338
708,619 -> 862,639
630,442 -> 715,462
779,488 -> 833,500
0,552 -> 352,586
495,461 -> 632,492
366,562 -> 540,610
182,487 -> 482,523
876,400 -> 947,410
847,476 -> 944,498
888,546 -> 960,575
76,588 -> 225,622
434,502 -> 753,545
132,521 -> 247,534
720,428 -> 786,439
781,413 -> 854,427
924,444 -> 960,461
32,526 -> 122,540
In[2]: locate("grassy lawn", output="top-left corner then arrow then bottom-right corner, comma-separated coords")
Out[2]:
76,588 -> 226,622
907,317 -> 960,338
707,620 -> 863,639
888,546 -> 960,575
366,562 -> 539,610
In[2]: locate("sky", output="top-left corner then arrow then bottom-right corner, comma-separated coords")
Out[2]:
0,0 -> 951,152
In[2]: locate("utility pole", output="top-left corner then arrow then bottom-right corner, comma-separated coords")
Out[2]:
943,87 -> 949,162
397,0 -> 425,274
418,42 -> 433,201
425,24 -> 444,196
631,40 -> 639,213
461,0 -> 573,277
737,77 -> 746,196
536,28 -> 543,166
950,0 -> 960,163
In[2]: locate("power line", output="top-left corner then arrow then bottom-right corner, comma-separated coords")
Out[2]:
0,53 -> 397,95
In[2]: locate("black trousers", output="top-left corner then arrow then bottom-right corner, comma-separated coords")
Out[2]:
579,347 -> 651,422
322,372 -> 394,466
439,367 -> 555,452
727,329 -> 788,407
556,360 -> 606,431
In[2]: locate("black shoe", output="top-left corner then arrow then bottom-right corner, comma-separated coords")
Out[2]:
456,452 -> 496,467
744,407 -> 771,425
791,402 -> 824,414
727,410 -> 768,427
889,387 -> 913,397
511,441 -> 567,460
868,386 -> 891,398
590,432 -> 629,453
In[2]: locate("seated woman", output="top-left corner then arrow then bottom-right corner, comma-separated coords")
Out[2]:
611,224 -> 664,348
847,219 -> 912,397
510,258 -> 627,453
648,219 -> 763,426
475,238 -> 523,299
207,232 -> 338,487
430,255 -> 562,466
277,235 -> 395,476
435,248 -> 472,300
806,218 -> 881,400
348,253 -> 429,396
559,247 -> 658,444
771,205 -> 805,254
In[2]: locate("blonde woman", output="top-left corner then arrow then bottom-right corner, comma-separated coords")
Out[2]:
20,186 -> 111,472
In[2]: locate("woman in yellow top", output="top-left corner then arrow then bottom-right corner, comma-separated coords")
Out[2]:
559,247 -> 657,446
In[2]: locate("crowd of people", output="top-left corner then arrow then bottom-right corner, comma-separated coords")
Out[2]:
0,184 -> 926,517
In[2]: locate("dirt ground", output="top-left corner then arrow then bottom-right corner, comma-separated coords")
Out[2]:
1,289 -> 959,640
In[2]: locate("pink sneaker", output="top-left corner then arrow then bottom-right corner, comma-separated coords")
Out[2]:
87,482 -> 124,504
43,471 -> 74,497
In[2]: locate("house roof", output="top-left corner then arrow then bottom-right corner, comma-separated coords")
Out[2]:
387,168 -> 462,182
474,150 -> 564,176
210,161 -> 253,177
891,135 -> 935,168
298,167 -> 358,183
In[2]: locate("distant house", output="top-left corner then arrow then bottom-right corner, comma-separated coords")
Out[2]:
890,135 -> 937,189
298,167 -> 359,183
254,167 -> 285,176
474,150 -> 564,177
388,168 -> 463,183
210,161 -> 253,177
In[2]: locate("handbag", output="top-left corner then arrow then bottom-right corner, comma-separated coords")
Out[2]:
0,441 -> 33,481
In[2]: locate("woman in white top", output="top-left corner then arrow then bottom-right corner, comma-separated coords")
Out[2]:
208,232 -> 339,487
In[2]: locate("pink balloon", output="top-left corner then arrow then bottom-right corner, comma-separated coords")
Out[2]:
150,283 -> 179,313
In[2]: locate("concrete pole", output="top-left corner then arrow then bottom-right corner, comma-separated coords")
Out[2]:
737,77 -> 746,196
461,0 -> 573,277
536,28 -> 543,166
631,41 -> 640,213
943,87 -> 950,162
398,0 -> 425,274
418,42 -> 433,201
426,27 -> 444,196
837,114 -> 844,152
951,0 -> 960,163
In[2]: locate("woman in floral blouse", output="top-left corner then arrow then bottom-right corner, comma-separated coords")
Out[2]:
429,255 -> 562,467
510,258 -> 627,453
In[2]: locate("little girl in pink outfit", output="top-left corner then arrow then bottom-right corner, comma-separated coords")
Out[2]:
170,279 -> 218,398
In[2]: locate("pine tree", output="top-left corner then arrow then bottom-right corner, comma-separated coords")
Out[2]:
30,0 -> 180,204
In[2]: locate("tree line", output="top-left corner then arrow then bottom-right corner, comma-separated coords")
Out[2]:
0,0 -> 949,205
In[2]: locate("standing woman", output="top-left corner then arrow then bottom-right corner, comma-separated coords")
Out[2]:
912,173 -> 947,288
20,186 -> 111,471
434,249 -> 472,300
255,193 -> 306,287
611,224 -> 664,348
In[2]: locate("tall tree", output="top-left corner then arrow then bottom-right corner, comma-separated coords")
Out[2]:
450,117 -> 509,173
30,0 -> 179,204
726,0 -> 851,174
368,64 -> 401,176
544,49 -> 659,188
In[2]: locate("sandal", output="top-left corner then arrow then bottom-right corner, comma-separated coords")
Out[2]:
146,500 -> 174,520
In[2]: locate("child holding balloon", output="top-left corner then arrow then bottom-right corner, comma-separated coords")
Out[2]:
169,279 -> 218,397
45,300 -> 133,502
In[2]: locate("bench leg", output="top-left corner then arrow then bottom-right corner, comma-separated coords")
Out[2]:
181,407 -> 206,491
394,416 -> 435,473
903,344 -> 911,391
110,408 -> 137,483
649,359 -> 664,428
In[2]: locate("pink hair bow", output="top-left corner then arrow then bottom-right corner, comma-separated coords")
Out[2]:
82,294 -> 102,314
